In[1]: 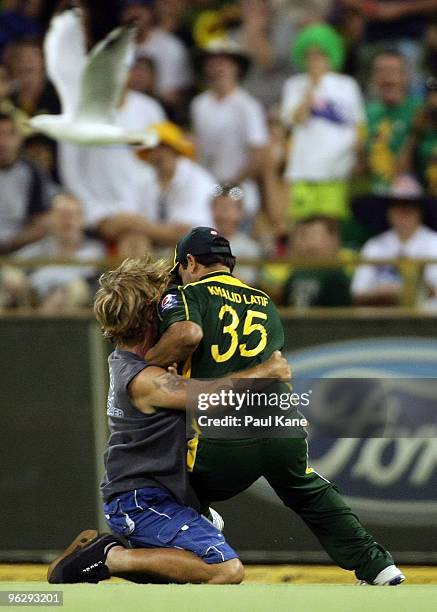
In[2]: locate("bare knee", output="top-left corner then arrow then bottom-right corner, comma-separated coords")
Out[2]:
208,558 -> 244,584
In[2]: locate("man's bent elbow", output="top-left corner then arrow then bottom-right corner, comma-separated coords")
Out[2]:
176,321 -> 203,350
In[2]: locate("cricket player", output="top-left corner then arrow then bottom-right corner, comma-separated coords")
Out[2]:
48,255 -> 291,584
145,227 -> 405,586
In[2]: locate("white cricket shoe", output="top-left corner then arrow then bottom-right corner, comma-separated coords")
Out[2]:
357,565 -> 406,585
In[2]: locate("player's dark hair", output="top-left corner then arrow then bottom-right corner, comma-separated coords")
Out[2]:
180,253 -> 236,273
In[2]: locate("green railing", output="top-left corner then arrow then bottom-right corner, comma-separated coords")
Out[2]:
1,256 -> 437,308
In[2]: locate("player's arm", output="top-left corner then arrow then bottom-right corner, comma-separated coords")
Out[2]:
128,366 -> 192,412
144,321 -> 202,366
129,351 -> 291,413
230,350 -> 291,382
144,287 -> 204,367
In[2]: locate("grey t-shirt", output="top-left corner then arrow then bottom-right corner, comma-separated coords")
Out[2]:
100,348 -> 198,507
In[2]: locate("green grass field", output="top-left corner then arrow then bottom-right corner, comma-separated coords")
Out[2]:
2,582 -> 437,612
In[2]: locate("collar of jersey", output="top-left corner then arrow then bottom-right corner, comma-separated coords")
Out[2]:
199,270 -> 232,280
181,271 -> 271,298
180,269 -> 233,288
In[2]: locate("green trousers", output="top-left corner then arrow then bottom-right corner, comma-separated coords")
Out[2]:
190,437 -> 393,583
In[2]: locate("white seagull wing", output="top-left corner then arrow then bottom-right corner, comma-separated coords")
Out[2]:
75,24 -> 135,124
43,9 -> 87,117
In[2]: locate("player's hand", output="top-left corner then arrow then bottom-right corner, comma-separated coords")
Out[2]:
265,350 -> 292,380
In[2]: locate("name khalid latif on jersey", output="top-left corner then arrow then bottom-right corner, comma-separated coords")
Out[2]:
207,285 -> 269,307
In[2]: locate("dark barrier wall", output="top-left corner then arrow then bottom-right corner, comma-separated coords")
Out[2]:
0,314 -> 436,562
0,317 -> 108,561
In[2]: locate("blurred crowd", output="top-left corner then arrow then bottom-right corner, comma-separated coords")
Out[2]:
0,0 -> 437,313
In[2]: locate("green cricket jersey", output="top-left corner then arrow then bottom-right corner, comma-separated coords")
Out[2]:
158,270 -> 285,379
283,268 -> 351,307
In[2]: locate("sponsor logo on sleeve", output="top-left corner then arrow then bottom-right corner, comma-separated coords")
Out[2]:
160,293 -> 178,312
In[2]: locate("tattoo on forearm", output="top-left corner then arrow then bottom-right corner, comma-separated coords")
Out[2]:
152,373 -> 187,393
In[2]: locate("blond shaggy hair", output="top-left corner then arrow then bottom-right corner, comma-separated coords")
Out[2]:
94,255 -> 171,345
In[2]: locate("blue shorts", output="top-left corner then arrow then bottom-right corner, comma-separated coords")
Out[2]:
103,487 -> 238,564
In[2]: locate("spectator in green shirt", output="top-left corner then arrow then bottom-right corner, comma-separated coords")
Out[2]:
365,49 -> 422,194
282,216 -> 351,308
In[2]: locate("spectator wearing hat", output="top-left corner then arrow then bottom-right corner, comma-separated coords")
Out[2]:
365,49 -> 422,195
135,121 -> 216,234
190,38 -> 269,219
280,23 -> 366,222
120,0 -> 192,113
352,175 -> 437,307
211,184 -> 261,285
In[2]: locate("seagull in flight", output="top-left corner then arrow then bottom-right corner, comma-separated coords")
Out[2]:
29,9 -> 158,147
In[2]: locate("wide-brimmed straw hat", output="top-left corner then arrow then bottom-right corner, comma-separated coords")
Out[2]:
352,175 -> 437,232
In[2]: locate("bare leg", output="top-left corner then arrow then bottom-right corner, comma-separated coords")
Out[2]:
106,546 -> 244,585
